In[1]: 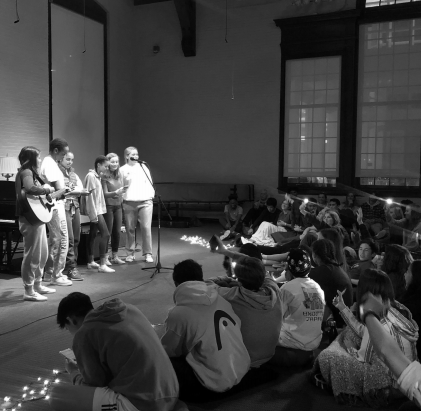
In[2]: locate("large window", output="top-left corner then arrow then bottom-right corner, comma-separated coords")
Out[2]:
356,18 -> 421,187
284,57 -> 341,182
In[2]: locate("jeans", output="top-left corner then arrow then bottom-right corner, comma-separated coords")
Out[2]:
87,214 -> 110,259
19,216 -> 48,290
123,200 -> 153,256
65,208 -> 81,270
45,202 -> 68,279
104,205 -> 122,253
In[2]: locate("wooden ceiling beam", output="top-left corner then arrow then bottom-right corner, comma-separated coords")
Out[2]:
173,0 -> 196,57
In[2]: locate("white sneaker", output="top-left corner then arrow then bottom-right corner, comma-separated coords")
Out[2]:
144,254 -> 154,263
98,265 -> 115,273
104,256 -> 112,266
34,284 -> 56,294
23,291 -> 48,302
87,261 -> 100,269
220,230 -> 231,240
241,236 -> 252,244
110,256 -> 126,265
50,276 -> 73,286
125,255 -> 136,263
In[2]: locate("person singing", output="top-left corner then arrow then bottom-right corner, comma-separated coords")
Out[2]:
120,146 -> 155,263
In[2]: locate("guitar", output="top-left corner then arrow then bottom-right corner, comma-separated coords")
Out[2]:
19,188 -> 68,225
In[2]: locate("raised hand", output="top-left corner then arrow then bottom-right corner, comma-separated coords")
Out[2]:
356,208 -> 363,225
333,289 -> 347,311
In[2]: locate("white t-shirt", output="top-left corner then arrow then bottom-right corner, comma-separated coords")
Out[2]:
120,163 -> 155,202
40,155 -> 65,204
279,277 -> 325,351
224,205 -> 243,222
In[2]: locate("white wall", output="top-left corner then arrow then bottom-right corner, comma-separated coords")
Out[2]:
131,0 -> 356,198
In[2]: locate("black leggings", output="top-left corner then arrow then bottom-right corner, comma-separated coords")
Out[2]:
88,214 -> 110,259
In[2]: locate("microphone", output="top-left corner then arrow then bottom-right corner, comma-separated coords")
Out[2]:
129,157 -> 145,164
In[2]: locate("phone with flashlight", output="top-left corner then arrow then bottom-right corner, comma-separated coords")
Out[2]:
59,348 -> 76,362
304,198 -> 309,204
209,235 -> 219,251
386,198 -> 392,205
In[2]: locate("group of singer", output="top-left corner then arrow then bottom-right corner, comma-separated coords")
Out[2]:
16,139 -> 155,302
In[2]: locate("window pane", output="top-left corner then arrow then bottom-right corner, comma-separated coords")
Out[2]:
356,19 -> 421,181
284,57 -> 341,177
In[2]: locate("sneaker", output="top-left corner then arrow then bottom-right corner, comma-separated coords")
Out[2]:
104,256 -> 112,266
23,291 -> 48,302
125,255 -> 136,263
34,284 -> 56,294
241,236 -> 252,244
87,261 -> 100,269
220,230 -> 231,240
50,276 -> 73,286
67,268 -> 84,281
43,271 -> 52,282
144,254 -> 154,263
98,265 -> 115,273
110,256 -> 126,265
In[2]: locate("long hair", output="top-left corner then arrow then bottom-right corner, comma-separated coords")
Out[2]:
18,146 -> 40,176
319,228 -> 345,266
356,269 -> 396,321
382,244 -> 413,299
312,239 -> 341,267
105,153 -> 120,179
124,146 -> 137,163
403,260 -> 421,300
324,210 -> 341,227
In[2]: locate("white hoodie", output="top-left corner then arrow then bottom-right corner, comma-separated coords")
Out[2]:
161,281 -> 251,392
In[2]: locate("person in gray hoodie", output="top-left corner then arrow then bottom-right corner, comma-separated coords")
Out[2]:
161,259 -> 250,402
51,292 -> 185,411
208,240 -> 282,367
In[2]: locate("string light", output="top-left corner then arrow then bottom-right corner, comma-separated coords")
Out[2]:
180,235 -> 235,249
1,370 -> 63,410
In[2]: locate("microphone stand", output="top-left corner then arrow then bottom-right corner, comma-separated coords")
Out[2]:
133,159 -> 173,278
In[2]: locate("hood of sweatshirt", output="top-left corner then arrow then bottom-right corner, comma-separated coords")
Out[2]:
174,281 -> 219,306
83,298 -> 127,325
237,285 -> 278,311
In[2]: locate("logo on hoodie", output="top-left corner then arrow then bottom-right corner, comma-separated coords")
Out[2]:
214,310 -> 236,351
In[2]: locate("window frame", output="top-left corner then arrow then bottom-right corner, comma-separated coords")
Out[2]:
275,2 -> 421,197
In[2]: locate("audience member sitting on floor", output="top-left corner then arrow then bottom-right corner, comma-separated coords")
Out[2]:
401,260 -> 421,357
220,195 -> 243,240
313,269 -> 418,408
161,259 -> 250,402
317,227 -> 349,275
269,248 -> 325,367
309,239 -> 353,328
242,189 -> 269,233
359,292 -> 421,410
207,238 -> 282,367
317,192 -> 328,213
360,193 -> 386,223
348,239 -> 378,282
247,197 -> 280,236
285,188 -> 305,228
52,292 -> 182,411
239,200 -> 292,246
300,202 -> 350,247
353,207 -> 390,247
385,202 -> 421,252
387,203 -> 405,245
381,244 -> 414,302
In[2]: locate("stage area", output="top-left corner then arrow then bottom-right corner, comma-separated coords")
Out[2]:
0,223 -> 385,411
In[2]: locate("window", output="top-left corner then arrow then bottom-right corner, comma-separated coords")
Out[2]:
356,19 -> 421,186
283,57 -> 341,180
365,0 -> 420,8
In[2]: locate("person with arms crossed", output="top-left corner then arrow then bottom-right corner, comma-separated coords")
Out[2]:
120,146 -> 154,263
40,138 -> 72,286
